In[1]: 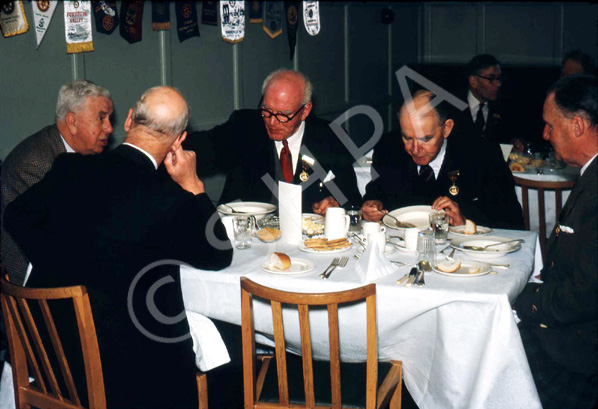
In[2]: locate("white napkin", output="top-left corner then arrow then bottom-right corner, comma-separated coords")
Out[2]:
354,241 -> 396,283
500,144 -> 513,162
279,182 -> 302,244
187,311 -> 231,371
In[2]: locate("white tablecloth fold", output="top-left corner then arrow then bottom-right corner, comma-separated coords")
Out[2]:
354,240 -> 396,283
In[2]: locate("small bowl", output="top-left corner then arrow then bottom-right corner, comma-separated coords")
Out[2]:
257,227 -> 282,243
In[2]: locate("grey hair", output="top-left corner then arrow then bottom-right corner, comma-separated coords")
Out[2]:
131,86 -> 190,137
261,68 -> 313,104
55,80 -> 111,120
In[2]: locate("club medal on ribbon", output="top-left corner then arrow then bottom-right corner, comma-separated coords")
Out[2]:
448,170 -> 460,196
300,155 -> 315,182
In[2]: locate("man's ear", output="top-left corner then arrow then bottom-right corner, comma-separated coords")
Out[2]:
124,108 -> 134,132
300,102 -> 313,121
571,115 -> 586,138
468,75 -> 477,90
65,112 -> 77,135
442,119 -> 454,139
170,131 -> 187,151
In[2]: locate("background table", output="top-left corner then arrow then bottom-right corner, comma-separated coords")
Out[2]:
181,229 -> 542,409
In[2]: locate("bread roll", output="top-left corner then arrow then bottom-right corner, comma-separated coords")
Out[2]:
463,219 -> 477,234
509,162 -> 525,172
269,252 -> 291,270
436,259 -> 461,273
257,227 -> 281,242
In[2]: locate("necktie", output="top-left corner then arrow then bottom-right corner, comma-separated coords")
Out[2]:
280,140 -> 293,183
475,103 -> 485,135
418,165 -> 434,183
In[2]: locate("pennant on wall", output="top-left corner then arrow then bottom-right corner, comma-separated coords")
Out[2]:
32,0 -> 57,48
1,1 -> 29,38
201,1 -> 217,26
286,1 -> 299,60
151,1 -> 170,31
303,1 -> 320,36
64,1 -> 94,54
175,2 -> 199,42
220,1 -> 244,44
92,1 -> 118,35
248,1 -> 263,24
120,0 -> 143,44
263,1 -> 282,39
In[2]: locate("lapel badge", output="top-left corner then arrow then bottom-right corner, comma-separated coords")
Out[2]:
300,155 -> 315,182
448,170 -> 460,196
299,170 -> 309,182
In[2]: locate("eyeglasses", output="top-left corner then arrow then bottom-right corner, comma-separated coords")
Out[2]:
261,104 -> 306,123
475,74 -> 502,84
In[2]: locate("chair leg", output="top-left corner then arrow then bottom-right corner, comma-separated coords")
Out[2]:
376,360 -> 402,409
197,371 -> 208,409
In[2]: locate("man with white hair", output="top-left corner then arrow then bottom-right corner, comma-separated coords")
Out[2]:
4,86 -> 233,408
1,80 -> 113,285
184,69 -> 361,214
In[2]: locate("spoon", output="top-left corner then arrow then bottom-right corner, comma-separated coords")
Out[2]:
415,260 -> 432,287
219,203 -> 247,214
377,210 -> 416,228
462,239 -> 524,251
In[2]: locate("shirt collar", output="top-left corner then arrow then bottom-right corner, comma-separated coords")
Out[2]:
581,153 -> 598,176
418,139 -> 447,179
60,134 -> 75,153
122,142 -> 158,170
275,121 -> 306,173
468,90 -> 483,109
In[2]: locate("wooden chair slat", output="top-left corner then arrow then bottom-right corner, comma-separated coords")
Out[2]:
327,304 -> 341,409
272,301 -> 289,405
366,295 -> 377,409
242,288 -> 257,407
298,304 -> 315,408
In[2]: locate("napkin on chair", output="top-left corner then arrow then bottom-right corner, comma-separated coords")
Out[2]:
187,311 -> 231,371
354,241 -> 396,283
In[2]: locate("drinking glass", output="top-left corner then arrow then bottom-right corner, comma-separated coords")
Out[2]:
233,216 -> 252,249
416,228 -> 436,265
429,212 -> 449,244
346,206 -> 362,233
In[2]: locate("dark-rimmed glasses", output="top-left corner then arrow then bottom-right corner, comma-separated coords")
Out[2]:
475,74 -> 502,84
261,104 -> 306,123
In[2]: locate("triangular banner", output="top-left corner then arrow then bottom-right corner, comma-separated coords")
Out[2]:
151,1 -> 170,31
286,1 -> 300,60
263,1 -> 283,39
220,0 -> 244,44
1,1 -> 29,38
92,1 -> 118,35
32,0 -> 57,48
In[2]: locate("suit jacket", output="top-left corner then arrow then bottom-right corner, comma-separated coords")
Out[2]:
364,129 -> 524,230
1,124 -> 66,285
5,145 -> 233,408
514,157 -> 597,376
184,110 -> 362,212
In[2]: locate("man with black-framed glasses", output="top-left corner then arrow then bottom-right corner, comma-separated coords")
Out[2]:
184,69 -> 361,215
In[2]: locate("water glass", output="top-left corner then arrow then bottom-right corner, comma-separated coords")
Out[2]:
232,216 -> 252,249
416,228 -> 436,265
429,212 -> 449,244
346,206 -> 362,233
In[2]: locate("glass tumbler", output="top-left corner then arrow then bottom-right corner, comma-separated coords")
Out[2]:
232,216 -> 252,249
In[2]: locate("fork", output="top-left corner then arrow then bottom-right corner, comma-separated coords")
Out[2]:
319,258 -> 339,278
322,256 -> 348,279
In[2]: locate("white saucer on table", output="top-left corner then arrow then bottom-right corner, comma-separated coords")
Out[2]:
449,225 -> 493,236
261,258 -> 316,274
432,260 -> 492,277
450,236 -> 522,259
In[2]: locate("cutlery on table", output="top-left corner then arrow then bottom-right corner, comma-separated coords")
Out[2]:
320,258 -> 339,278
462,239 -> 524,251
322,256 -> 348,279
443,247 -> 457,261
415,260 -> 431,287
396,272 -> 410,285
219,203 -> 248,214
405,268 -> 418,287
377,210 -> 416,228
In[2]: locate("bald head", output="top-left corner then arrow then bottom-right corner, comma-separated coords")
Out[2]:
400,90 -> 447,126
262,69 -> 313,105
130,86 -> 190,139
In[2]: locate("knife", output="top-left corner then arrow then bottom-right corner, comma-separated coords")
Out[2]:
405,268 -> 418,287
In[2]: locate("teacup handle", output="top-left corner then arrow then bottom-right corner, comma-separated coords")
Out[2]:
380,226 -> 386,233
343,215 -> 350,236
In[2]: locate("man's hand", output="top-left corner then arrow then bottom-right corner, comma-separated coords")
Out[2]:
362,200 -> 385,222
312,196 -> 339,215
432,196 -> 465,226
164,145 -> 205,195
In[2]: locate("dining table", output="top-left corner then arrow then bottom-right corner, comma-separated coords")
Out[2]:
181,227 -> 544,409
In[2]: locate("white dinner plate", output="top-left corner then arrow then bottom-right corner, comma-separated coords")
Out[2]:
450,236 -> 522,259
302,213 -> 324,222
261,258 -> 316,275
218,202 -> 277,218
298,242 -> 353,254
356,244 -> 397,255
383,205 -> 433,232
449,225 -> 493,236
432,260 -> 492,277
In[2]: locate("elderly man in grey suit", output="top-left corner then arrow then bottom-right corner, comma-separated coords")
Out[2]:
1,80 -> 113,285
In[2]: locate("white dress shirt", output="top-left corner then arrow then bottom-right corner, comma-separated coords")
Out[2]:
417,139 -> 447,180
468,90 -> 488,128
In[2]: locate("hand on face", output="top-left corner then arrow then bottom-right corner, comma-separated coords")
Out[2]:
164,144 -> 205,195
312,196 -> 339,216
432,196 -> 465,226
361,200 -> 385,222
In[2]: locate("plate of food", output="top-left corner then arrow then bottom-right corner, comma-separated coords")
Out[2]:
302,213 -> 325,237
217,202 -> 277,218
449,220 -> 493,236
262,253 -> 315,274
432,259 -> 491,277
383,205 -> 433,232
299,237 -> 352,253
256,227 -> 282,243
450,236 -> 522,259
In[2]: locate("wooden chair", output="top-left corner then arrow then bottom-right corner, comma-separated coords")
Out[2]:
513,176 -> 575,260
240,277 -> 402,409
0,276 -> 106,409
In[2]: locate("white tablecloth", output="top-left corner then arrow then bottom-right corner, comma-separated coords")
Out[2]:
181,229 -> 542,409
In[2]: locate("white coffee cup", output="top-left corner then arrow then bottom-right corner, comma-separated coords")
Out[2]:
220,216 -> 235,240
366,231 -> 387,253
404,227 -> 421,250
362,221 -> 386,238
325,207 -> 350,240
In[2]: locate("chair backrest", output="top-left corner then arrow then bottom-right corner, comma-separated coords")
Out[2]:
513,176 -> 576,259
240,277 -> 378,409
0,276 -> 106,409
